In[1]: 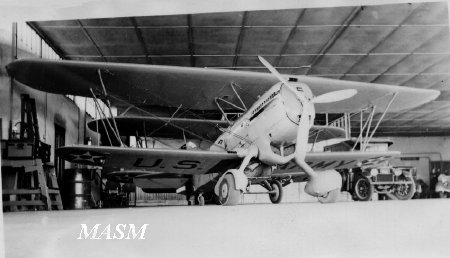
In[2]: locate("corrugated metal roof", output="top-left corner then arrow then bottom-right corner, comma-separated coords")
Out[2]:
27,2 -> 450,137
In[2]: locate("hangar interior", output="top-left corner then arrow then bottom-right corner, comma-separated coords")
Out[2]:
1,1 -> 450,209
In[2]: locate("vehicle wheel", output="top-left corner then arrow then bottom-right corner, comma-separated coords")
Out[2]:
218,174 -> 240,206
318,188 -> 340,203
353,176 -> 373,201
269,180 -> 283,204
394,175 -> 416,200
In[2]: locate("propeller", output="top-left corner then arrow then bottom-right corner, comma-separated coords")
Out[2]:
258,56 -> 290,86
258,55 -> 357,104
312,89 -> 357,104
258,56 -> 346,197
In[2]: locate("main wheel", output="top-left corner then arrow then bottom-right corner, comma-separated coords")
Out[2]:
218,174 -> 240,206
353,176 -> 373,201
318,188 -> 340,203
269,180 -> 283,204
394,175 -> 416,200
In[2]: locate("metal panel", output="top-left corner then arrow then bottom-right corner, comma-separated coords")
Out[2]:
193,28 -> 241,55
85,28 -> 143,56
141,28 -> 189,55
191,12 -> 244,26
238,27 -> 292,54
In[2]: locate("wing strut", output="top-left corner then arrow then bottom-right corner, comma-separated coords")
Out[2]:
214,82 -> 248,123
97,69 -> 124,146
363,92 -> 398,149
349,92 -> 398,151
89,88 -> 119,146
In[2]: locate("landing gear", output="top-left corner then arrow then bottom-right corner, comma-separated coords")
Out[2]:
269,180 -> 283,204
318,189 -> 340,203
218,174 -> 240,206
353,176 -> 373,201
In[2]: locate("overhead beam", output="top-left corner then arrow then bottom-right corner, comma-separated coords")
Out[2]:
394,103 -> 450,126
77,20 -> 107,62
399,55 -> 450,86
370,27 -> 448,83
187,14 -> 195,67
274,9 -> 306,67
130,17 -> 152,64
37,24 -> 450,29
338,4 -> 421,80
304,6 -> 363,75
64,52 -> 450,58
26,21 -> 66,59
361,131 -> 450,137
232,11 -> 248,69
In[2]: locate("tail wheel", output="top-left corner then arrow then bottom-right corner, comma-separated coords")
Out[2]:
353,176 -> 373,201
218,174 -> 240,206
318,189 -> 340,203
269,180 -> 283,204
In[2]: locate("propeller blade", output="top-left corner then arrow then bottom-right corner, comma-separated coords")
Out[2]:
258,56 -> 291,86
312,89 -> 357,104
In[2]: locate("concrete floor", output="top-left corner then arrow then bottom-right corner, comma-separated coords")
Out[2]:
3,199 -> 450,258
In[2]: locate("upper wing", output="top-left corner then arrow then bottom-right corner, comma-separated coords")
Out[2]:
7,59 -> 439,113
57,145 -> 398,176
87,116 -> 345,143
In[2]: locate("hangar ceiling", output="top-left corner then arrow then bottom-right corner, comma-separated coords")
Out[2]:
26,1 -> 450,137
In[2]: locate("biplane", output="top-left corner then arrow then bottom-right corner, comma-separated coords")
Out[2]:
6,56 -> 439,205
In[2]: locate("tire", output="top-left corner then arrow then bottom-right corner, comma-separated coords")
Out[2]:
353,176 -> 373,201
269,181 -> 283,204
394,175 -> 416,200
218,174 -> 240,206
318,188 -> 340,203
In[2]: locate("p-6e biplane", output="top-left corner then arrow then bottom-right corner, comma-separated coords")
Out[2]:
6,57 -> 439,205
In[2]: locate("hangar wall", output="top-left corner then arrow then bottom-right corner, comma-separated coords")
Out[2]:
390,137 -> 450,160
390,136 -> 450,185
0,25 -> 89,168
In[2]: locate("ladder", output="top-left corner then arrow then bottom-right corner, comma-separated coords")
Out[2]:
2,159 -> 63,211
2,94 -> 63,211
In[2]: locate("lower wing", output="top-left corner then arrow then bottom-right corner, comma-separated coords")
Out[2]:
274,151 -> 400,175
57,145 -> 241,176
58,145 -> 398,176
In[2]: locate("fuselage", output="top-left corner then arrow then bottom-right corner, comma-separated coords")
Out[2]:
210,81 -> 314,155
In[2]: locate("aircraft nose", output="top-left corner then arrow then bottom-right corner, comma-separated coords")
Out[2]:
280,84 -> 303,124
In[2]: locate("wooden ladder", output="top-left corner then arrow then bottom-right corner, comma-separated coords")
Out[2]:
2,159 -> 63,211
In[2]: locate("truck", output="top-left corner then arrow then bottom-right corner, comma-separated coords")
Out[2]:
324,138 -> 416,201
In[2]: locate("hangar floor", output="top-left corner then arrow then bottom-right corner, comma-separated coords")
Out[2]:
4,199 -> 450,258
